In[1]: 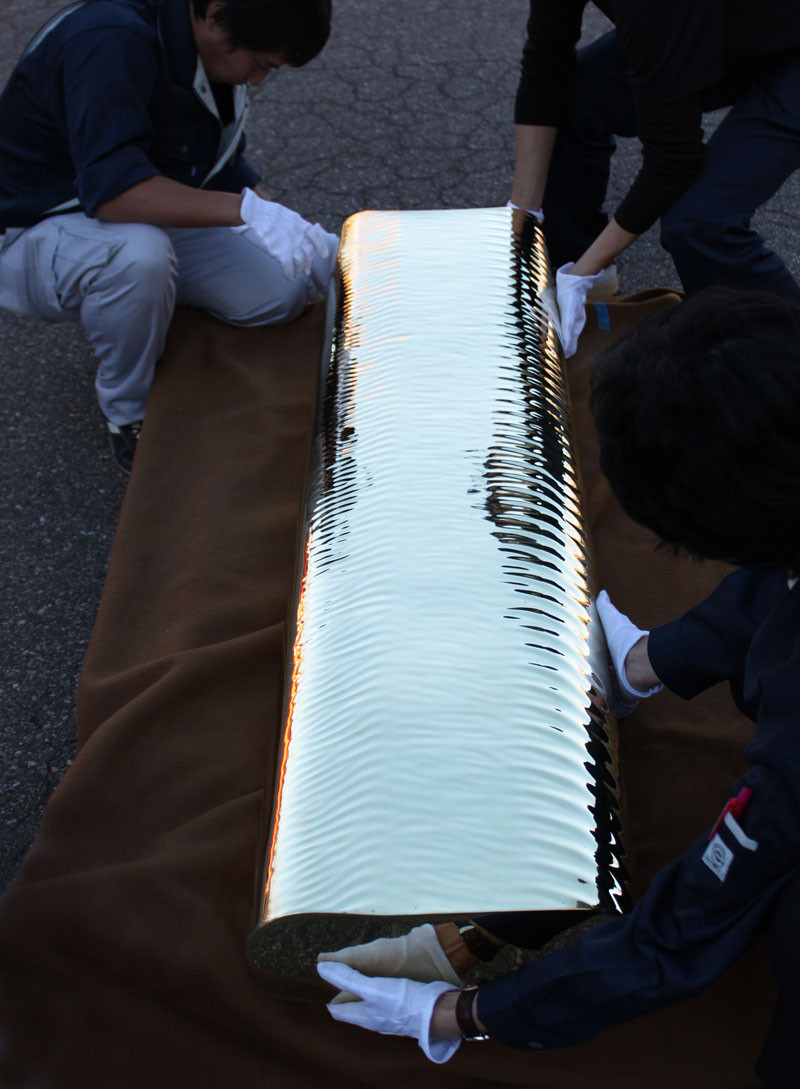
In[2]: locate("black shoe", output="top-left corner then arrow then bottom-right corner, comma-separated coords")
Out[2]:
106,420 -> 142,474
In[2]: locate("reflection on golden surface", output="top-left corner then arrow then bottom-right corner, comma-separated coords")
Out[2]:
247,207 -> 628,994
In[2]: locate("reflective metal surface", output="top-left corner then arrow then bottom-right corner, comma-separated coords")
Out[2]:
247,207 -> 629,991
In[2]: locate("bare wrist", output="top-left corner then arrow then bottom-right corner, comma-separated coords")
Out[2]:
572,217 -> 638,276
624,635 -> 660,691
570,253 -> 605,276
430,990 -> 460,1039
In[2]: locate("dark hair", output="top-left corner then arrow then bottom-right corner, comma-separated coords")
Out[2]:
590,286 -> 800,572
192,0 -> 331,65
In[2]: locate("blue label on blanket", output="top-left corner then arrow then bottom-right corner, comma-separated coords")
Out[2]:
594,302 -> 611,331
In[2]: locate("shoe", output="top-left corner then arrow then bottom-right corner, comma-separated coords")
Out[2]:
106,419 -> 142,474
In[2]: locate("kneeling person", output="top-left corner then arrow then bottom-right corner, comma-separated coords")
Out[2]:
0,0 -> 336,472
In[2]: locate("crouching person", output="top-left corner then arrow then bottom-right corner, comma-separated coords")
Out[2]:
0,0 -> 337,472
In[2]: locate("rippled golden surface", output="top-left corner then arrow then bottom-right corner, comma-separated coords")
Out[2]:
247,207 -> 628,989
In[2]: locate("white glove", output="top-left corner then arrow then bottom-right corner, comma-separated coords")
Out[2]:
506,199 -> 544,222
318,923 -> 463,997
317,961 -> 461,1064
555,261 -> 607,357
596,589 -> 663,715
239,188 -> 333,281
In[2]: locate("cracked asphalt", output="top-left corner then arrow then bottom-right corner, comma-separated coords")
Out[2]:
2,1 -> 800,890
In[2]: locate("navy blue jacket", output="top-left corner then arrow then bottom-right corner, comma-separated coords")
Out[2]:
0,0 -> 259,227
477,567 -> 800,1050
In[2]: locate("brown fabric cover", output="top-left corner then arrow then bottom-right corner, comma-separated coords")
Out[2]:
0,296 -> 773,1088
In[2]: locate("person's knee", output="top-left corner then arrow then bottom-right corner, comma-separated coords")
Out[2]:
660,202 -> 695,256
660,198 -> 732,259
662,192 -> 800,297
659,200 -> 724,268
224,276 -> 310,327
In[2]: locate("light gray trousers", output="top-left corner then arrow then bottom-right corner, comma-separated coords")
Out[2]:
0,213 -> 335,424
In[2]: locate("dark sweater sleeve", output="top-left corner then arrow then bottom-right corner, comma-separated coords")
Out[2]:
648,568 -> 787,700
514,0 -> 588,127
611,0 -> 726,233
613,93 -> 706,234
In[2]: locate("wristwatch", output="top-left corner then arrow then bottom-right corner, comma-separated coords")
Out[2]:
458,923 -> 502,962
455,986 -> 491,1042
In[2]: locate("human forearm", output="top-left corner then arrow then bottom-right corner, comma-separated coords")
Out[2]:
647,569 -> 782,700
613,94 -> 706,238
95,175 -> 244,227
429,990 -> 460,1037
510,123 -> 557,212
571,216 -> 638,276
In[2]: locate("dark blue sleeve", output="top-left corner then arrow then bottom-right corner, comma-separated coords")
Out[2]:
61,26 -> 160,215
648,568 -> 788,700
476,763 -> 800,1050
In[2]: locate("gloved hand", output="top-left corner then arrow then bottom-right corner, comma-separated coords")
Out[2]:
555,262 -> 607,357
596,589 -> 663,715
317,960 -> 461,1064
506,199 -> 544,222
318,923 -> 463,1001
239,188 -> 335,281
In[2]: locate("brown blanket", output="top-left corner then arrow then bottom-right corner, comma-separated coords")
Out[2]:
0,294 -> 773,1088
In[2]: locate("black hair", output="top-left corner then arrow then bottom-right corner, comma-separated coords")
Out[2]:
590,286 -> 800,572
191,0 -> 331,66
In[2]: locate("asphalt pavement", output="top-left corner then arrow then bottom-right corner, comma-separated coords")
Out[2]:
2,1 -> 800,890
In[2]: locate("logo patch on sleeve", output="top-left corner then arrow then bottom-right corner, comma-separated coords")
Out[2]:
702,835 -> 734,882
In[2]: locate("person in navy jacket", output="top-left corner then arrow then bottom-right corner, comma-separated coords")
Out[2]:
317,288 -> 800,1087
0,0 -> 336,472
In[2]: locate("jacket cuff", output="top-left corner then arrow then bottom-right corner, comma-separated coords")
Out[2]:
474,976 -> 546,1051
647,619 -> 713,700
